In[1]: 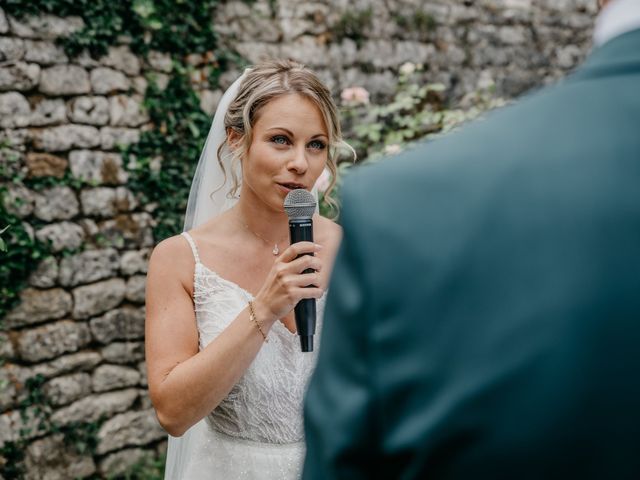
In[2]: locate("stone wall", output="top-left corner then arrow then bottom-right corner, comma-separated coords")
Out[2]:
215,0 -> 598,100
0,1 -> 598,477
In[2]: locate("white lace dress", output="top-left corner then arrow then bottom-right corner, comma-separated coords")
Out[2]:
163,232 -> 324,479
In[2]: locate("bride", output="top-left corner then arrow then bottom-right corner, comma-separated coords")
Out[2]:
144,60 -> 351,479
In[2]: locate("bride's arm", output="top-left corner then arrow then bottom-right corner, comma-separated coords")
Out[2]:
145,236 -> 324,437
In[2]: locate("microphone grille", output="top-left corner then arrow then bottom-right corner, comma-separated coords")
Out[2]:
284,189 -> 316,220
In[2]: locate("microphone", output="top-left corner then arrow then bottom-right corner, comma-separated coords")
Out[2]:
283,189 -> 317,353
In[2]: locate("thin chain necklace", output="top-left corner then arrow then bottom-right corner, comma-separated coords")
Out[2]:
238,216 -> 288,256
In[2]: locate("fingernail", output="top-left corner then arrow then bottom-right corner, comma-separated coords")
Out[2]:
315,244 -> 323,250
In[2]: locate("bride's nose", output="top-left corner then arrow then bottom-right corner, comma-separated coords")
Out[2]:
286,145 -> 308,174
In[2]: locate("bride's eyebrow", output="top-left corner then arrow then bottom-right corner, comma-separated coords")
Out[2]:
266,127 -> 327,139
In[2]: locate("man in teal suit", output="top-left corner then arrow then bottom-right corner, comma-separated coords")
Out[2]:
303,0 -> 640,478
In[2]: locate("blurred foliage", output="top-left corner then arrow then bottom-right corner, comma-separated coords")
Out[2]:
0,187 -> 50,320
123,71 -> 215,240
0,3 -> 246,475
332,7 -> 373,47
3,0 -> 221,58
320,64 -> 507,216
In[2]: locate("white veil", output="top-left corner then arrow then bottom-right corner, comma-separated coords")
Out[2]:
182,69 -> 251,231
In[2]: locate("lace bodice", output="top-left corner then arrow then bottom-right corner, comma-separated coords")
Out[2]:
181,232 -> 324,444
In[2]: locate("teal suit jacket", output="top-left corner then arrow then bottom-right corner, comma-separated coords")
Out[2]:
303,29 -> 640,479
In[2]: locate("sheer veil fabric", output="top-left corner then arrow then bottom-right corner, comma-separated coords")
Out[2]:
182,70 -> 249,231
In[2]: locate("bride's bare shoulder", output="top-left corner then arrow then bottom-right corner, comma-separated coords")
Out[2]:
147,233 -> 196,284
315,215 -> 342,248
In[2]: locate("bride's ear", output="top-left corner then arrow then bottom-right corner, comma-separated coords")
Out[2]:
227,128 -> 242,151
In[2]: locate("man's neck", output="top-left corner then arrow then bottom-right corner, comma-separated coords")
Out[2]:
594,0 -> 640,46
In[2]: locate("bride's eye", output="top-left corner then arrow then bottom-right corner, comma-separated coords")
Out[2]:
270,135 -> 290,145
308,140 -> 326,151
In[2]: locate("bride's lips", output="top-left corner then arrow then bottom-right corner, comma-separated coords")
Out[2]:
276,182 -> 307,194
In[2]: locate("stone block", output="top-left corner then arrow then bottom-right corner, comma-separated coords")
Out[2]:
4,288 -> 72,328
50,389 -> 138,426
109,94 -> 149,127
71,278 -> 126,319
25,152 -> 68,178
0,92 -> 30,128
80,186 -> 137,218
0,62 -> 40,92
31,351 -> 101,380
67,95 -> 109,125
29,256 -> 59,288
146,50 -> 173,72
97,213 -> 154,249
89,306 -> 145,344
0,333 -> 15,360
33,186 -> 79,222
0,367 -> 18,411
17,320 -> 91,363
138,361 -> 148,388
39,65 -> 90,95
2,183 -> 35,217
100,45 -> 141,76
24,434 -> 96,480
31,124 -> 100,151
29,98 -> 67,126
0,8 -> 9,34
98,448 -> 155,477
59,248 -> 120,287
198,89 -> 223,116
120,249 -> 151,276
138,388 -> 153,409
90,67 -> 131,94
23,39 -> 68,64
96,409 -> 165,454
101,342 -> 145,364
7,13 -> 84,39
0,37 -> 25,61
99,127 -> 140,150
69,149 -> 128,185
35,221 -> 85,252
42,372 -> 92,407
0,407 -> 43,447
0,128 -> 29,149
126,275 -> 146,304
92,365 -> 141,392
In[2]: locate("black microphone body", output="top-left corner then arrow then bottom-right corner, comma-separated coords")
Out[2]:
289,218 -> 316,352
284,189 -> 318,352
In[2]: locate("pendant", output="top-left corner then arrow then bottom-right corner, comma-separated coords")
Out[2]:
272,244 -> 279,256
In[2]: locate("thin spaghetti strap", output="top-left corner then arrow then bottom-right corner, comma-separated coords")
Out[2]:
181,231 -> 201,264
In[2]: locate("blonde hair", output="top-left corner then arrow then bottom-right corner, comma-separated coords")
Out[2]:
216,59 -> 354,214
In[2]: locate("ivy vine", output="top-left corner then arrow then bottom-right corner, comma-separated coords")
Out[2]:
1,1 -> 246,475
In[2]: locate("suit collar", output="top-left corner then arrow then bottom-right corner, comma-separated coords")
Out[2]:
573,27 -> 640,81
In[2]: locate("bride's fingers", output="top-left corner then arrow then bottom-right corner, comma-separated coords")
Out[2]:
287,254 -> 322,273
278,242 -> 322,263
292,286 -> 324,300
290,272 -> 322,288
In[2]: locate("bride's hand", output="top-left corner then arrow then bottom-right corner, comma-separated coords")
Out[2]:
253,242 -> 325,324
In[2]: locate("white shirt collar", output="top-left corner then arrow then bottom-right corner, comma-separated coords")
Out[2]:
593,0 -> 640,46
